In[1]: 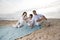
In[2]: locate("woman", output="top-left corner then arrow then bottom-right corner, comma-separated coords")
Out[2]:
16,12 -> 28,28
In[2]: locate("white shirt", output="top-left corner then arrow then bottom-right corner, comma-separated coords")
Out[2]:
32,14 -> 43,25
16,16 -> 27,27
27,18 -> 34,26
19,15 -> 27,23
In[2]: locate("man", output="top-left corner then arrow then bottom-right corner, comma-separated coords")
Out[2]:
32,10 -> 50,27
15,12 -> 28,28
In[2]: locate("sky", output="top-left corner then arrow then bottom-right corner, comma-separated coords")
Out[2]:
0,0 -> 60,14
0,0 -> 60,19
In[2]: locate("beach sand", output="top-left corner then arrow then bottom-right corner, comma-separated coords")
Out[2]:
0,19 -> 60,40
0,20 -> 17,26
16,19 -> 60,40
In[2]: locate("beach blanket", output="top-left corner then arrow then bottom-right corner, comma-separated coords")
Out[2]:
0,25 -> 42,40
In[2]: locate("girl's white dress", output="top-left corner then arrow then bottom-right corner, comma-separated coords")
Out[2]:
27,18 -> 34,26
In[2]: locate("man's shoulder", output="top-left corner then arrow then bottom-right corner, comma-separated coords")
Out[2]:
38,14 -> 44,16
38,14 -> 42,15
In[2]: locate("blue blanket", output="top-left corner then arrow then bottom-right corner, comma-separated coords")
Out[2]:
0,25 -> 42,40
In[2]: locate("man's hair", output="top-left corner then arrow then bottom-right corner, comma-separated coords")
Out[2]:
33,10 -> 36,12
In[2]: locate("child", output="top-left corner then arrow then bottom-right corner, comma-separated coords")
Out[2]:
27,14 -> 34,28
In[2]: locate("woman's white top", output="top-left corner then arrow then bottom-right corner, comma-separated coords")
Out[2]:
19,15 -> 27,24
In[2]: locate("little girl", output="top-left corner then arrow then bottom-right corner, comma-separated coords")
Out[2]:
27,14 -> 34,28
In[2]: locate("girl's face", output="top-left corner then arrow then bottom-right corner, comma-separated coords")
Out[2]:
29,15 -> 32,19
29,16 -> 31,18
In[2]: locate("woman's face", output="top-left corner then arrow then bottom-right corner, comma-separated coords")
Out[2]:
24,13 -> 27,16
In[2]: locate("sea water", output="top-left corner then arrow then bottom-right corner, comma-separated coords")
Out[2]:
0,24 -> 42,40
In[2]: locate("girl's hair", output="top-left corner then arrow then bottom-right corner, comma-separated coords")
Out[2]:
22,12 -> 27,16
29,14 -> 33,18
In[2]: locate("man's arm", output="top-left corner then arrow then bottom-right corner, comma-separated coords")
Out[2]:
42,16 -> 47,20
37,16 -> 47,22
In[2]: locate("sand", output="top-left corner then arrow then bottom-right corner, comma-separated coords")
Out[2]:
16,19 -> 60,40
0,20 -> 17,26
0,19 -> 60,40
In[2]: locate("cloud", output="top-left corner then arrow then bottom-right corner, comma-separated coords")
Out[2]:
0,0 -> 60,14
0,0 -> 22,14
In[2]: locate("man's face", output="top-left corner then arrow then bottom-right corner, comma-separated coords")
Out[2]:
33,11 -> 37,15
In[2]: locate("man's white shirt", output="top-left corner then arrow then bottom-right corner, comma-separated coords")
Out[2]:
32,14 -> 43,25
